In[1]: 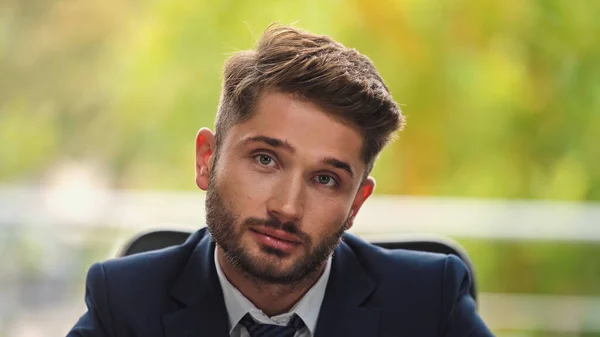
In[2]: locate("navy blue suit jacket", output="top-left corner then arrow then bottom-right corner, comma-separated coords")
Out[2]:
68,228 -> 493,337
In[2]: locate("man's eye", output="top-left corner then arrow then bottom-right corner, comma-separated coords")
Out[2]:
314,175 -> 337,187
254,154 -> 275,167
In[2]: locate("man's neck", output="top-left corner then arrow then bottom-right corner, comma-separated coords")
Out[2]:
216,246 -> 325,317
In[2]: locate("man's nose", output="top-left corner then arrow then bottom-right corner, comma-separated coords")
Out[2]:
266,174 -> 305,224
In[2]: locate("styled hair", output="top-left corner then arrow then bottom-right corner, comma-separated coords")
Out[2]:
215,24 -> 405,176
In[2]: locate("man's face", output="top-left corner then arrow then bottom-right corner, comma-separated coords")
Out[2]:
200,91 -> 373,285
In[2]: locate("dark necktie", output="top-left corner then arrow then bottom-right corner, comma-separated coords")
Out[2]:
239,312 -> 305,337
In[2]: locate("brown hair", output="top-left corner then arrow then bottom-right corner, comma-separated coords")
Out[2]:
215,24 -> 405,176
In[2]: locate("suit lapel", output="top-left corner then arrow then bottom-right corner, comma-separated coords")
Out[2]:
161,230 -> 380,337
163,229 -> 230,337
314,237 -> 380,337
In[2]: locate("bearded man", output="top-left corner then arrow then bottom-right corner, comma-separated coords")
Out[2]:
68,25 -> 493,337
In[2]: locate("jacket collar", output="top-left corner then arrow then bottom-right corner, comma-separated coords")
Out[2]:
162,229 -> 380,337
314,234 -> 380,337
163,228 -> 230,337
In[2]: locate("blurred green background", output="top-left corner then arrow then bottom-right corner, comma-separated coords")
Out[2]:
1,0 -> 599,336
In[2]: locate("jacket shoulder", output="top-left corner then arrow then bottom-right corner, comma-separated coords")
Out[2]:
341,233 -> 457,276
89,229 -> 207,311
341,233 -> 471,306
340,234 -> 488,336
103,229 -> 203,280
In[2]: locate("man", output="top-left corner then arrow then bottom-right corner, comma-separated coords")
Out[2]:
68,25 -> 493,337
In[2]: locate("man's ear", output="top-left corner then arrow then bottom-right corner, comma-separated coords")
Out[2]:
195,128 -> 216,191
345,176 -> 376,230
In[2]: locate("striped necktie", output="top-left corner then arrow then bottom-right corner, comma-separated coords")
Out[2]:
239,313 -> 305,337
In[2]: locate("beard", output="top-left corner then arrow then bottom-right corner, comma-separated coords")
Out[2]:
205,173 -> 347,285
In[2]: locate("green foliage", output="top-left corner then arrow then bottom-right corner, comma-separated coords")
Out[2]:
1,0 -> 599,200
460,239 -> 600,295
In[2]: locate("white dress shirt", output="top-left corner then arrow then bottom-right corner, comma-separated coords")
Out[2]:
214,249 -> 332,337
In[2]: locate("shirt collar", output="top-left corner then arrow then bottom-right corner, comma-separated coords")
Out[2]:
214,247 -> 332,336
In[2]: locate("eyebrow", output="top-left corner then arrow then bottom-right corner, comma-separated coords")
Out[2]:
241,135 -> 296,153
322,157 -> 354,178
241,135 -> 355,178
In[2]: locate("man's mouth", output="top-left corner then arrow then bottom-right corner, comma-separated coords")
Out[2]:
249,227 -> 301,253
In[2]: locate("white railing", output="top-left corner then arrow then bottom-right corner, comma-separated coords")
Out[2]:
2,187 -> 600,241
2,186 -> 600,334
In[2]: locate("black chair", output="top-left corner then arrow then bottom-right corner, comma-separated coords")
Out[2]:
120,229 -> 478,304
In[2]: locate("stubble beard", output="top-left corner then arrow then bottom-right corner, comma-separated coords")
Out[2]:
205,171 -> 347,285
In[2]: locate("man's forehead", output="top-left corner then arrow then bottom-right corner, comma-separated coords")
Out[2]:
222,91 -> 366,167
249,92 -> 362,142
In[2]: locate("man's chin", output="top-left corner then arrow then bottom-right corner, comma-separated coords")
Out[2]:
249,248 -> 299,266
240,255 -> 302,279
244,266 -> 304,285
258,245 -> 296,258
221,241 -> 317,284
